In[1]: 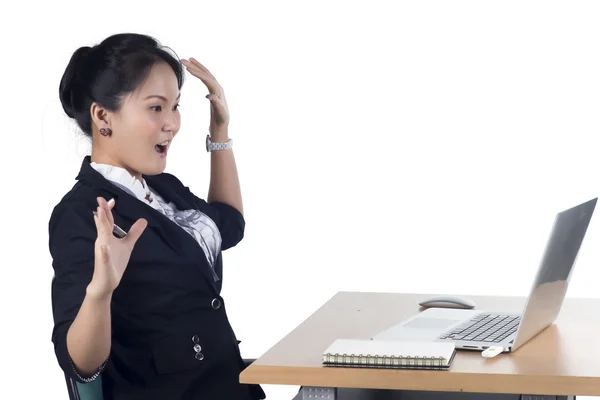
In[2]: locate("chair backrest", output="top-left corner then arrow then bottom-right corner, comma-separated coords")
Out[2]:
65,374 -> 104,400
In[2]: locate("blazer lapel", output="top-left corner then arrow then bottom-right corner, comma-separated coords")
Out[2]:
144,173 -> 220,291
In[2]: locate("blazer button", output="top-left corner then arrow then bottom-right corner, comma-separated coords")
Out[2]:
192,335 -> 200,344
193,344 -> 202,352
195,352 -> 205,361
211,298 -> 221,309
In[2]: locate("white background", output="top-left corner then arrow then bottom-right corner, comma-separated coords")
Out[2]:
1,0 -> 600,398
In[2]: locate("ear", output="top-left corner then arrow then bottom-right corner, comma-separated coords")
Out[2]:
90,101 -> 112,132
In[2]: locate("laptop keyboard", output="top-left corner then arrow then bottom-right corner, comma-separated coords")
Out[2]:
438,313 -> 521,343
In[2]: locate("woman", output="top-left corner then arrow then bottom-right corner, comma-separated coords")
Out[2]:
49,33 -> 265,400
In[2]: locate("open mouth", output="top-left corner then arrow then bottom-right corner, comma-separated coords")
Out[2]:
155,140 -> 170,156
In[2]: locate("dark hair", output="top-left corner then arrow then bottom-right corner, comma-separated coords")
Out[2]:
59,33 -> 184,137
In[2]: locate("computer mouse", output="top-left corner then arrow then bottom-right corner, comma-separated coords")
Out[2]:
418,296 -> 476,309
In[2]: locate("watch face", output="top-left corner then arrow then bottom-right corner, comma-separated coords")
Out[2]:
205,135 -> 210,152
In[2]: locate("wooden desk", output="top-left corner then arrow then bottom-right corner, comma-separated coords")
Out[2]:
240,291 -> 600,399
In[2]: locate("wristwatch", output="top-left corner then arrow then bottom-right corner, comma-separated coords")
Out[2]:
205,135 -> 233,152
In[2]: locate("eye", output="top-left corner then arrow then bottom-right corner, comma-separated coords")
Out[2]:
151,104 -> 180,112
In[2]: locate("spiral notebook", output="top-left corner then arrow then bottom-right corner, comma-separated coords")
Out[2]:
322,339 -> 456,370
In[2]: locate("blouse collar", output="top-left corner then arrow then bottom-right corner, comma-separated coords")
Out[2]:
90,162 -> 152,204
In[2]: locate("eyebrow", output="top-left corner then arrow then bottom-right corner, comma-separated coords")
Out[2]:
144,93 -> 181,101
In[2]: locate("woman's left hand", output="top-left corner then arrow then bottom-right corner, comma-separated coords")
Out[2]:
181,58 -> 230,129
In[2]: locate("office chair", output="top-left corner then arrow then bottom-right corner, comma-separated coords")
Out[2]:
64,358 -> 259,400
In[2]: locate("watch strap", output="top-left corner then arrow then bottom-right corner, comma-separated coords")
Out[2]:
206,135 -> 233,152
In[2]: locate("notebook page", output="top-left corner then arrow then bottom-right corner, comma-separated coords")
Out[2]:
323,339 -> 455,361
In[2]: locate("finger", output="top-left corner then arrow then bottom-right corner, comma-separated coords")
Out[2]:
93,207 -> 112,238
93,209 -> 103,235
124,218 -> 148,248
94,207 -> 109,239
184,67 -> 218,91
97,197 -> 112,217
97,197 -> 115,225
106,198 -> 116,224
188,58 -> 214,77
181,59 -> 205,73
181,62 -> 221,93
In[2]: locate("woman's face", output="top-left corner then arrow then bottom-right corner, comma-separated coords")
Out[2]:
91,61 -> 181,177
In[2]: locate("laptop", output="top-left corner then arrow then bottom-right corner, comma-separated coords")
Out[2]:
372,197 -> 597,352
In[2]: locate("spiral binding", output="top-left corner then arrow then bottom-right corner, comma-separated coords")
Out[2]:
322,352 -> 447,369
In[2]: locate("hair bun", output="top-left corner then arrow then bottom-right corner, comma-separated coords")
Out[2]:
59,46 -> 94,118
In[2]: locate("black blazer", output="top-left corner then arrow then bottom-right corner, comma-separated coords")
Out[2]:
49,156 -> 265,400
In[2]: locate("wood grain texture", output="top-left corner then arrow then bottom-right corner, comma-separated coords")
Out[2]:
240,291 -> 600,396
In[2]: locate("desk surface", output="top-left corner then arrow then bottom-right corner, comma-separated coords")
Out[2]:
240,291 -> 600,396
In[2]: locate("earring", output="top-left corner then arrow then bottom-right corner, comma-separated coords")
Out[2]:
99,128 -> 112,137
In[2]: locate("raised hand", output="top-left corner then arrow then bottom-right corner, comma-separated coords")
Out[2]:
180,58 -> 230,128
87,197 -> 148,298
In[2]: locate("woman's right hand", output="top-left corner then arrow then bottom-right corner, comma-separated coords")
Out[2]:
87,197 -> 148,298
